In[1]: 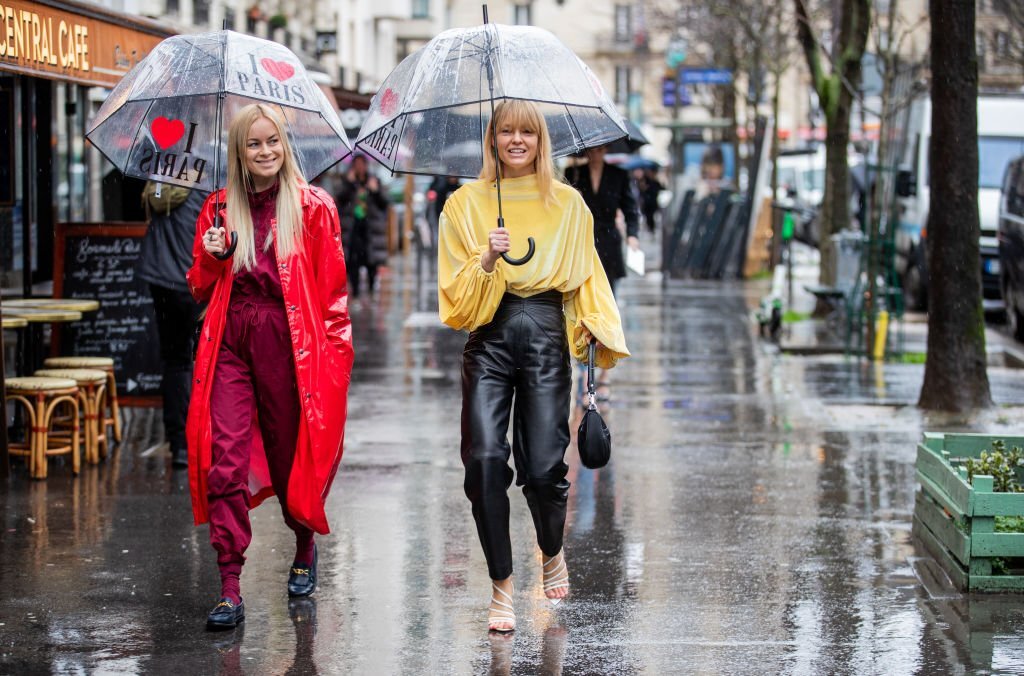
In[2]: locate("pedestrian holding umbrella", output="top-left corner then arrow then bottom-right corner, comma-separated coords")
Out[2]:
360,8 -> 631,633
354,6 -> 628,265
88,32 -> 355,631
87,29 -> 352,259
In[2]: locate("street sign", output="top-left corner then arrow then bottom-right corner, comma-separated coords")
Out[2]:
679,68 -> 733,85
662,77 -> 691,107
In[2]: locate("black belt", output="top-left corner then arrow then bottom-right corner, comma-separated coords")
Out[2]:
498,289 -> 562,308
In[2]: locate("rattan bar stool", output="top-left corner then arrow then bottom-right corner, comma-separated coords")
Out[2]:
34,368 -> 109,464
43,357 -> 122,443
5,376 -> 80,479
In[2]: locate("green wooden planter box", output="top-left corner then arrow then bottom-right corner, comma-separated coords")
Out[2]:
912,432 -> 1024,592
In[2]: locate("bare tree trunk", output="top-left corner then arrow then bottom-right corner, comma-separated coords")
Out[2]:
821,90 -> 854,283
794,0 -> 870,288
919,0 -> 992,411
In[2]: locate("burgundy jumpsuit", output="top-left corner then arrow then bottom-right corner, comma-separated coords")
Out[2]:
206,185 -> 314,594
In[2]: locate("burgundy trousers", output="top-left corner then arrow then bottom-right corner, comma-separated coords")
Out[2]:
207,296 -> 310,568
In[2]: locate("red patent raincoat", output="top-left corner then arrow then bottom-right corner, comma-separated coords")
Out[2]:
185,185 -> 353,534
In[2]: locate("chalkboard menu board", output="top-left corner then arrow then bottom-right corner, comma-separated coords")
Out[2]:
54,222 -> 161,405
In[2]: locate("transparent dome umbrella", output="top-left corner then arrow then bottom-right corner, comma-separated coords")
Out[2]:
86,29 -> 352,259
353,8 -> 627,265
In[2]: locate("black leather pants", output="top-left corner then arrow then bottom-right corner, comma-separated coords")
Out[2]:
461,290 -> 572,580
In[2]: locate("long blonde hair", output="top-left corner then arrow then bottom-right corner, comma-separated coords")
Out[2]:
479,99 -> 557,207
226,103 -> 305,272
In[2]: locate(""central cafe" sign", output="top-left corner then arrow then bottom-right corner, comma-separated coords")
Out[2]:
0,0 -> 166,87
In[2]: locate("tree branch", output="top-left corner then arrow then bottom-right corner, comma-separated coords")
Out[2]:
794,0 -> 833,113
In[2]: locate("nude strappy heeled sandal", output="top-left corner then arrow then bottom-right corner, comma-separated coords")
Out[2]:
488,582 -> 516,633
542,552 -> 569,606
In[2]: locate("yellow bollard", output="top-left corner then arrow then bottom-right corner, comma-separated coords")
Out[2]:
873,310 -> 890,360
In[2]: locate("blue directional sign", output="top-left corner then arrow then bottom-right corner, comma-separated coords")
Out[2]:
679,68 -> 733,85
662,77 -> 691,107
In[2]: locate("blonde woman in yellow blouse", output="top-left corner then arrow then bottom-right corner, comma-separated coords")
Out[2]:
437,100 -> 629,633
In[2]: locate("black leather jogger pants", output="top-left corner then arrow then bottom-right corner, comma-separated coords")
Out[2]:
461,290 -> 572,580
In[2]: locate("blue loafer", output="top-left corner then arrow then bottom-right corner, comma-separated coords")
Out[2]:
287,545 -> 318,597
206,597 -> 244,631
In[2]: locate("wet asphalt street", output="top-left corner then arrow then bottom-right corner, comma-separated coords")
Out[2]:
4,245 -> 1024,675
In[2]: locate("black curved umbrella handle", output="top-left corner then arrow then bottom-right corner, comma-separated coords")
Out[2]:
501,236 -> 536,266
213,231 -> 238,261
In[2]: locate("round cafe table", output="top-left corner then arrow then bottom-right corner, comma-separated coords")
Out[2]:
4,298 -> 101,313
3,307 -> 83,375
5,299 -> 100,374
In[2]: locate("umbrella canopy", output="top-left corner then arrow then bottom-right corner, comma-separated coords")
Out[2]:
603,119 -> 650,155
353,22 -> 628,178
613,155 -> 661,171
87,30 -> 351,193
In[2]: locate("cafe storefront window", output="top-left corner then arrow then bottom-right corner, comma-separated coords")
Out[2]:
55,82 -> 90,224
0,0 -> 169,296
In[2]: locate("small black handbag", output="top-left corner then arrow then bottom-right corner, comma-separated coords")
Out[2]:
577,341 -> 611,469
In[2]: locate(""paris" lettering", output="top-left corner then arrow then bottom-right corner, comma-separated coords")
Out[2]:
362,124 -> 399,161
235,53 -> 306,105
136,121 -> 207,183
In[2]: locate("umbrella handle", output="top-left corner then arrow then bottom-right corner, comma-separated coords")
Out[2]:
501,237 -> 535,266
213,231 -> 238,261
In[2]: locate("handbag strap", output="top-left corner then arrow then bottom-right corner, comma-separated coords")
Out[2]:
587,341 -> 597,410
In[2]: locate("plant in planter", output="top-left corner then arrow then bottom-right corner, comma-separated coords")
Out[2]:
268,13 -> 287,30
964,439 -> 1024,493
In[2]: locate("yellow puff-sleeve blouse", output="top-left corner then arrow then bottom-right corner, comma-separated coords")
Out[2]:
437,174 -> 629,369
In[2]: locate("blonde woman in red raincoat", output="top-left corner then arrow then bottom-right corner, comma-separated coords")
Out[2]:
185,103 -> 353,631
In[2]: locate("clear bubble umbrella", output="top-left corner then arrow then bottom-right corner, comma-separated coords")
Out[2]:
354,8 -> 627,264
86,29 -> 352,259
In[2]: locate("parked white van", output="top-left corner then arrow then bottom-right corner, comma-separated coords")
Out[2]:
895,94 -> 1024,311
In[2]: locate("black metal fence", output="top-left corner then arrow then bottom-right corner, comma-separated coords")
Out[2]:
662,189 -> 752,280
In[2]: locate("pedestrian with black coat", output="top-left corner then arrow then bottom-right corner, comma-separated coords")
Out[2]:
635,167 -> 664,234
563,145 -> 641,297
138,184 -> 209,468
335,154 -> 389,300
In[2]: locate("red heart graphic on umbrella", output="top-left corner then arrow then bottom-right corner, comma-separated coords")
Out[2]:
151,117 -> 185,149
261,58 -> 295,82
380,88 -> 400,117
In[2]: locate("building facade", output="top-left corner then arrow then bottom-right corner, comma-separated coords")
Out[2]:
0,0 -> 170,294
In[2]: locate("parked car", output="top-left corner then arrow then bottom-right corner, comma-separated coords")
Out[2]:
895,94 -> 1024,312
998,155 -> 1024,339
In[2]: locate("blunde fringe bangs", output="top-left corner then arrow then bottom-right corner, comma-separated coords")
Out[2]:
479,99 -> 558,208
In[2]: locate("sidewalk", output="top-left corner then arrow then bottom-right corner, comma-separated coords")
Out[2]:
3,248 -> 1024,674
768,242 -> 1024,369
